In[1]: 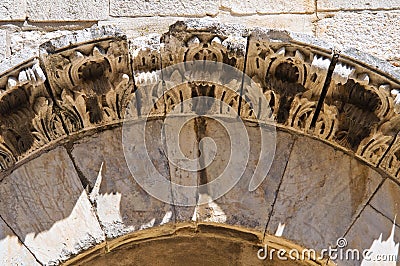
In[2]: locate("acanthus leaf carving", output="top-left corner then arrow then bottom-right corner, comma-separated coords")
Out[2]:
42,38 -> 134,132
0,59 -> 66,172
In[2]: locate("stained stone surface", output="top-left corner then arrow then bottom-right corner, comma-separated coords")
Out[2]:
370,179 -> 400,227
71,123 -> 174,238
267,135 -> 382,250
0,147 -> 104,265
164,116 -> 198,221
342,205 -> 400,266
110,0 -> 219,17
0,218 -> 39,266
83,233 -> 314,266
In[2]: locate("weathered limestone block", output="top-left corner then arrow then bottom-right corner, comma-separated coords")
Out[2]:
268,136 -> 382,250
343,205 -> 400,266
217,13 -> 315,35
26,0 -> 108,21
98,17 -> 181,39
71,124 -> 174,238
0,0 -> 25,21
0,59 -> 66,174
0,218 -> 40,266
316,11 -> 400,65
318,0 -> 400,11
0,147 -> 105,265
110,0 -> 219,17
0,29 -> 78,74
221,0 -> 314,15
0,30 -> 7,62
41,34 -> 134,133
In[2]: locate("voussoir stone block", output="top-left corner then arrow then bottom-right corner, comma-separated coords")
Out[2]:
195,128 -> 294,232
267,135 -> 382,251
71,124 -> 175,238
342,205 -> 400,266
0,147 -> 105,265
370,179 -> 400,228
26,0 -> 108,21
110,0 -> 219,17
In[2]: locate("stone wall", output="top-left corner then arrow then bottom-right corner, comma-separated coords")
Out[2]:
1,0 -> 400,74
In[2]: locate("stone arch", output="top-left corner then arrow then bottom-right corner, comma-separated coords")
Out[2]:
0,19 -> 400,265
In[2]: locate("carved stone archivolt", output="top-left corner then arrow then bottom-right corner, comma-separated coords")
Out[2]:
0,21 -> 399,181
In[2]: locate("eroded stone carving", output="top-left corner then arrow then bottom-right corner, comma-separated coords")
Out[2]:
161,21 -> 247,71
326,59 -> 400,166
41,38 -> 134,132
0,59 -> 65,172
246,30 -> 337,139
